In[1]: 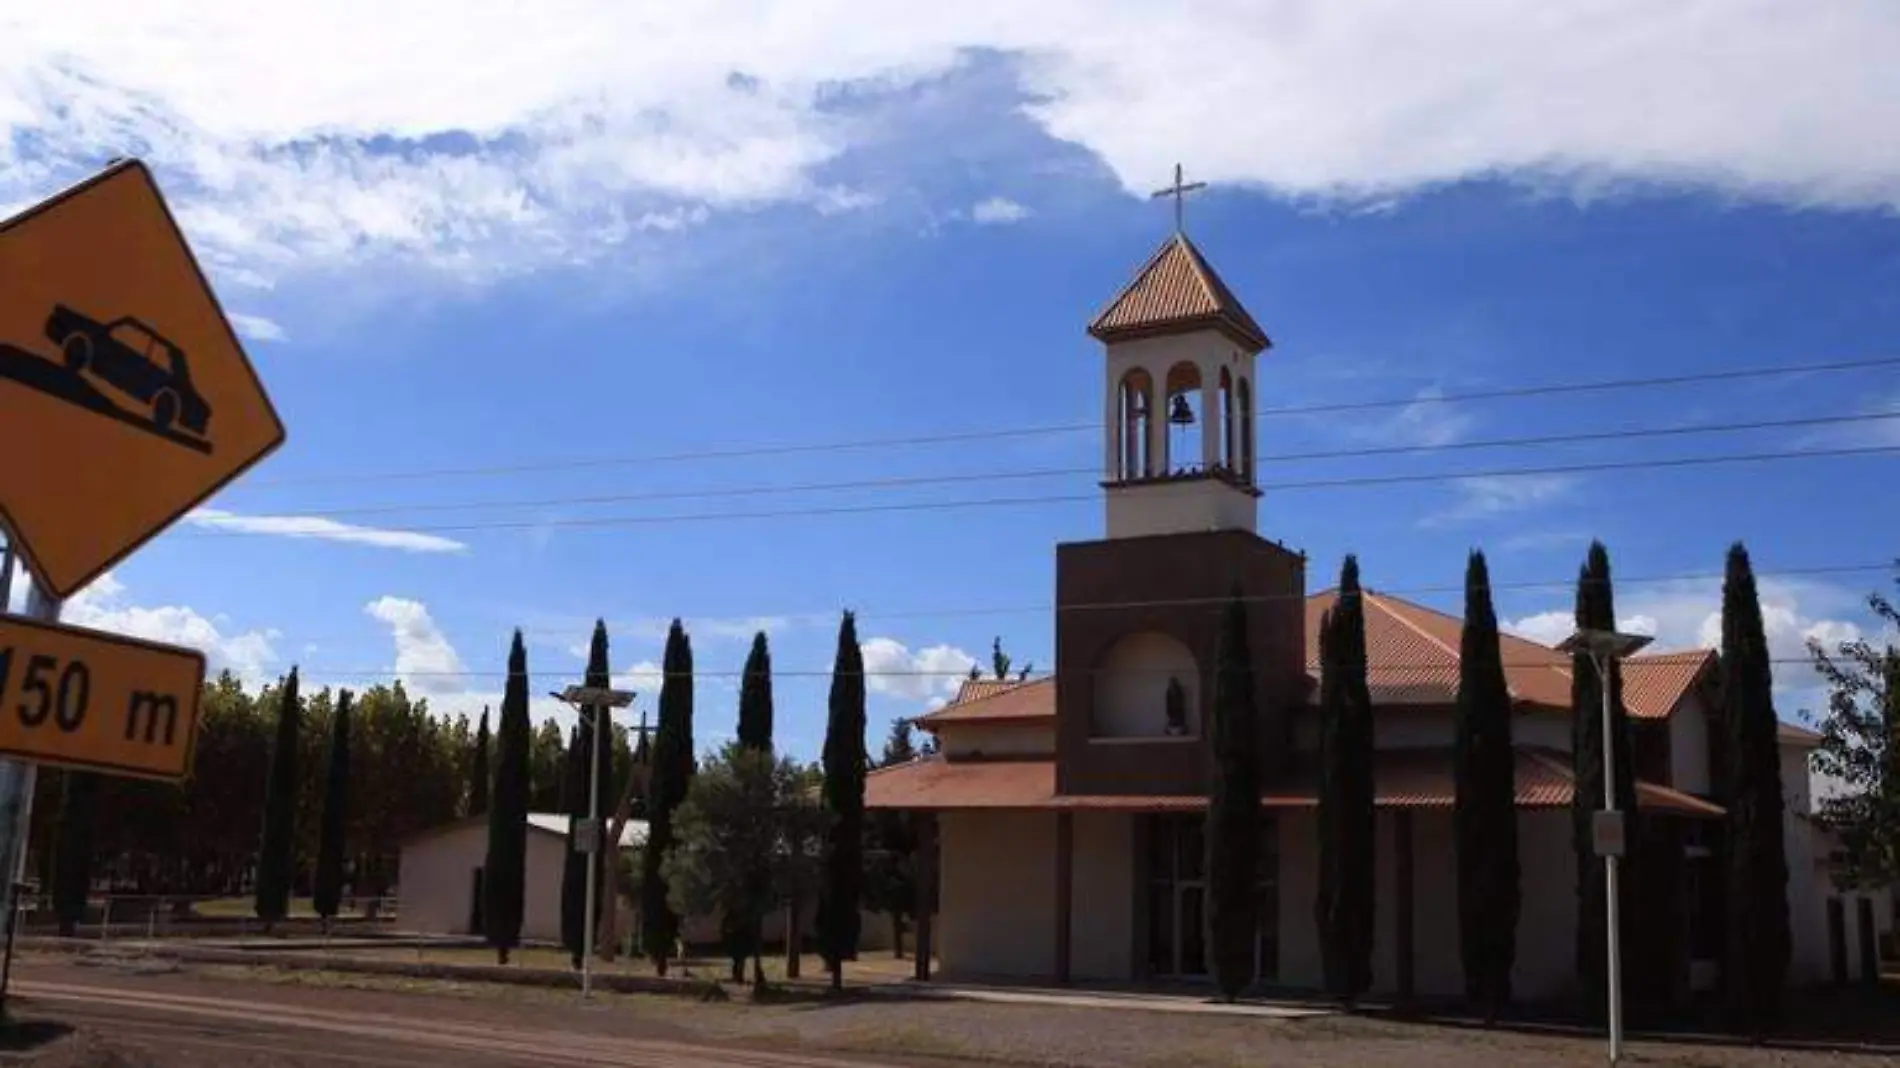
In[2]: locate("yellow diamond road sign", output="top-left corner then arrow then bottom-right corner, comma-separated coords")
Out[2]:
0,159 -> 286,600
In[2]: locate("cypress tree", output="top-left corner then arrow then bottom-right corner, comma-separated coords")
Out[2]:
255,666 -> 302,931
1570,541 -> 1638,1010
1206,587 -> 1261,1001
468,707 -> 491,817
818,610 -> 868,991
1453,551 -> 1519,1020
1315,557 -> 1375,1005
1720,542 -> 1791,1033
730,629 -> 775,981
737,632 -> 774,753
582,619 -> 613,945
642,619 -> 695,975
484,631 -> 531,964
560,724 -> 587,968
52,771 -> 99,938
312,689 -> 353,930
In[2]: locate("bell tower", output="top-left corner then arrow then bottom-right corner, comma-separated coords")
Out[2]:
1053,185 -> 1305,798
1090,231 -> 1269,539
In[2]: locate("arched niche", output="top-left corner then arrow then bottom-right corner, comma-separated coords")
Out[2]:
1091,631 -> 1201,739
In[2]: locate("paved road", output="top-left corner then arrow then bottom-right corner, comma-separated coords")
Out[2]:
13,977 -> 914,1068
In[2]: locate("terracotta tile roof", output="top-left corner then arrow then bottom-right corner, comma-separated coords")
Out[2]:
1088,234 -> 1271,352
866,748 -> 1723,818
1621,650 -> 1716,722
1304,589 -> 1571,710
951,678 -> 1028,705
866,756 -> 1056,809
918,594 -> 1713,730
915,677 -> 1056,727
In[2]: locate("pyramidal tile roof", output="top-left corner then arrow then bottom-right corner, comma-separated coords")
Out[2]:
1088,234 -> 1271,352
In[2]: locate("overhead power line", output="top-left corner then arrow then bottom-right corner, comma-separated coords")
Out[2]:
187,444 -> 1900,536
250,354 -> 1900,487
253,411 -> 1898,520
294,655 -> 1837,681
284,560 -> 1893,644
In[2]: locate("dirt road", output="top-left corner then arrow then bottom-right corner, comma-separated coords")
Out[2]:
10,973 -> 920,1068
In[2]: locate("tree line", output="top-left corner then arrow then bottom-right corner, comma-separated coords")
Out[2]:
474,612 -> 891,991
1206,540 -> 1803,1037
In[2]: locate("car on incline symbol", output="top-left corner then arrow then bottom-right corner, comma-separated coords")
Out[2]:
45,304 -> 212,438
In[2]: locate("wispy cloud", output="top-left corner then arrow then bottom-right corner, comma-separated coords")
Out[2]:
7,5 -> 1900,286
229,313 -> 287,342
1421,474 -> 1576,528
186,507 -> 468,554
970,196 -> 1030,224
1356,387 -> 1475,449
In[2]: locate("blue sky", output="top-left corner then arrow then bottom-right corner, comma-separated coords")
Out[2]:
5,4 -> 1899,758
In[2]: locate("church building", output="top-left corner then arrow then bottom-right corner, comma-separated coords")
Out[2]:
864,223 -> 1847,1003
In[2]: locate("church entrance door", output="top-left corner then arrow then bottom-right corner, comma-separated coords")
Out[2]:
1147,814 -> 1208,978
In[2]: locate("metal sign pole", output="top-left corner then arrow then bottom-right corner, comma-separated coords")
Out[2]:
582,704 -> 601,998
0,551 -> 61,1018
1598,649 -> 1623,1066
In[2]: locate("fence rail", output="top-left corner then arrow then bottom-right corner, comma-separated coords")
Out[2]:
12,893 -> 401,942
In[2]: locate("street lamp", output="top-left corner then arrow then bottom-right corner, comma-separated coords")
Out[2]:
1556,627 -> 1652,1065
549,684 -> 635,998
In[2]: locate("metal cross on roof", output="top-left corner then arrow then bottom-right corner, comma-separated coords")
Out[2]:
1150,163 -> 1207,234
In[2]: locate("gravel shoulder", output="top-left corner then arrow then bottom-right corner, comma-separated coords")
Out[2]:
8,954 -> 1894,1068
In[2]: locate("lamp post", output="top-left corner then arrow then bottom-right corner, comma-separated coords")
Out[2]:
549,684 -> 635,998
1557,627 -> 1652,1065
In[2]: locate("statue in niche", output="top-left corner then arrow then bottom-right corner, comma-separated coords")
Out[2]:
1163,677 -> 1188,736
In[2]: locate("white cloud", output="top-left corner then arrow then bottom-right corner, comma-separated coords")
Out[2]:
185,507 -> 468,554
1503,576 -> 1870,705
970,196 -> 1030,224
7,3 -> 1900,285
1501,610 -> 1657,650
1422,474 -> 1575,527
228,313 -> 287,342
60,571 -> 280,683
364,595 -> 467,696
860,635 -> 978,703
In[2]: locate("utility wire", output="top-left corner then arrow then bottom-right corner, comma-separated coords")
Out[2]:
242,411 -> 1900,520
292,655 -> 1839,681
281,561 -> 1892,643
248,355 -> 1900,487
185,444 -> 1900,536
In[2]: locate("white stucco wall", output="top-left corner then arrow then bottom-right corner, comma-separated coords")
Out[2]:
399,822 -> 567,942
1290,708 -> 1570,754
1782,743 -> 1835,984
1094,632 -> 1201,738
1269,807 -> 1576,1001
940,723 -> 1055,759
1069,812 -> 1136,980
939,810 -> 1059,979
1669,694 -> 1712,796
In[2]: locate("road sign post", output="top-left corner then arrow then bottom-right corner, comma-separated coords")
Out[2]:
0,157 -> 287,1009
